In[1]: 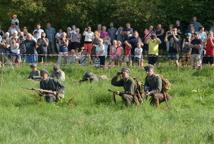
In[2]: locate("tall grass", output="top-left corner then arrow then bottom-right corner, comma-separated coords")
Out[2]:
0,63 -> 214,144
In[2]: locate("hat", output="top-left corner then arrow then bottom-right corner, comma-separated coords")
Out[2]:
40,69 -> 49,76
53,64 -> 60,71
144,64 -> 154,71
30,63 -> 37,68
121,67 -> 130,73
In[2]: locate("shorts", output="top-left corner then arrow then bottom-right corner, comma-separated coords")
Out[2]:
148,55 -> 158,65
191,54 -> 201,67
203,55 -> 214,65
84,42 -> 93,54
116,55 -> 123,62
134,57 -> 142,63
59,46 -> 68,53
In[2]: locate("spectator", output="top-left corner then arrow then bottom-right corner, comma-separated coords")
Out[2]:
115,41 -> 123,66
95,39 -> 105,67
55,29 -> 63,53
128,31 -> 143,62
10,37 -> 21,64
37,32 -> 49,63
33,24 -> 44,40
116,26 -> 124,42
203,31 -> 214,66
8,24 -> 19,35
45,22 -> 56,54
24,33 -> 37,63
175,20 -> 182,35
155,24 -> 165,53
190,33 -> 202,69
79,47 -> 90,65
198,27 -> 207,57
68,49 -> 78,64
83,26 -> 94,54
11,14 -> 19,29
124,40 -> 132,66
180,33 -> 192,66
134,43 -> 143,67
144,25 -> 154,53
69,27 -> 81,52
57,32 -> 69,65
108,22 -> 117,42
109,40 -> 117,66
122,23 -> 133,40
165,27 -> 181,67
192,16 -> 202,32
146,34 -> 161,65
100,26 -> 110,58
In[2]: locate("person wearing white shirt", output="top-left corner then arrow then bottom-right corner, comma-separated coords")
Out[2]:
83,26 -> 94,54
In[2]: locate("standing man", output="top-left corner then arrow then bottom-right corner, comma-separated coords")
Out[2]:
190,33 -> 202,70
144,65 -> 170,107
146,33 -> 161,65
111,68 -> 140,106
40,70 -> 65,103
45,22 -> 56,54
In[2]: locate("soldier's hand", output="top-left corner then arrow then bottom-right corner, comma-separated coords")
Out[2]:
145,92 -> 151,96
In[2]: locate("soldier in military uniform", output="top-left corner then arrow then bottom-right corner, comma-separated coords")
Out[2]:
40,70 -> 65,103
28,63 -> 41,80
144,65 -> 170,107
111,68 -> 139,106
50,64 -> 65,82
80,71 -> 108,83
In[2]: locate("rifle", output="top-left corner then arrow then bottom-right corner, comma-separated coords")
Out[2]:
108,89 -> 140,105
108,89 -> 118,104
23,88 -> 58,96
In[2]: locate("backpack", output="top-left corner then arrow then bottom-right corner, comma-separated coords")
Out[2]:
157,75 -> 171,93
133,78 -> 144,104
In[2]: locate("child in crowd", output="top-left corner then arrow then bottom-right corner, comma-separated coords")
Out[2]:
134,43 -> 143,67
10,38 -> 21,64
79,47 -> 90,65
68,49 -> 79,64
115,41 -> 123,66
109,40 -> 117,66
124,40 -> 132,66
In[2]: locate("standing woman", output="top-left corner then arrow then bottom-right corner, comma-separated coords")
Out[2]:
83,26 -> 94,55
57,32 -> 69,65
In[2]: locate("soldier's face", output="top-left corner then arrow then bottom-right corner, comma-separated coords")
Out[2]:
122,71 -> 129,78
146,69 -> 154,76
42,74 -> 48,80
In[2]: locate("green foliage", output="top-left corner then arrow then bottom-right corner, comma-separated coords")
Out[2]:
0,63 -> 214,143
0,0 -> 213,31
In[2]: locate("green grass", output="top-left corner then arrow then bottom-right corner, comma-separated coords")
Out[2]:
0,63 -> 214,144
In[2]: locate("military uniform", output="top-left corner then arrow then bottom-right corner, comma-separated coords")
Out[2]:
50,69 -> 65,82
111,75 -> 136,106
144,73 -> 170,105
40,78 -> 64,102
28,70 -> 41,80
80,72 -> 99,82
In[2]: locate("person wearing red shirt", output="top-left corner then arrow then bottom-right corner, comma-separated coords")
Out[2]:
204,31 -> 214,65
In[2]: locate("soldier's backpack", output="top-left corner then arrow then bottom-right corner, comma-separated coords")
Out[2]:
157,75 -> 171,93
133,78 -> 144,104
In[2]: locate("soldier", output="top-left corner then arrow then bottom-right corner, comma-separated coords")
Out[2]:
144,65 -> 170,107
111,68 -> 139,106
50,64 -> 65,82
28,63 -> 41,80
40,70 -> 65,103
80,71 -> 108,83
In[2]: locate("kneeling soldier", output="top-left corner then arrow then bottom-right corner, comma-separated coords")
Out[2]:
111,68 -> 139,106
40,70 -> 65,103
144,65 -> 170,107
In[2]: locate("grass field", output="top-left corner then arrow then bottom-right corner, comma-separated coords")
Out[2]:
0,63 -> 214,144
